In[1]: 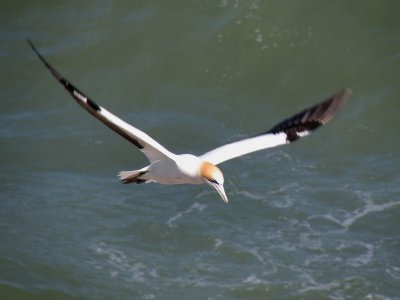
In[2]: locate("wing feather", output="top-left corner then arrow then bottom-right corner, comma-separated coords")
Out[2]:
201,89 -> 351,165
28,40 -> 174,163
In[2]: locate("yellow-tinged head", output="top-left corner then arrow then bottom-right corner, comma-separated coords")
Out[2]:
200,162 -> 224,184
200,162 -> 228,203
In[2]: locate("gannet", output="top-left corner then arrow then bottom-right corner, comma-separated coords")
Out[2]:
28,40 -> 351,203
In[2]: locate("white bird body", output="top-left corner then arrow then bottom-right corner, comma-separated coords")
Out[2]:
137,154 -> 204,185
29,40 -> 350,203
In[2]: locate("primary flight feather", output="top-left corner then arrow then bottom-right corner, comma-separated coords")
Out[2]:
28,40 -> 351,203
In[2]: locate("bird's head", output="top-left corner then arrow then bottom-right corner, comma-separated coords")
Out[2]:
200,161 -> 228,203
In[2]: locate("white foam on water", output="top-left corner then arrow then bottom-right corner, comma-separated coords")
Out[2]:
386,266 -> 400,280
90,242 -> 158,283
214,238 -> 223,250
299,232 -> 323,250
215,0 -> 240,9
254,28 -> 263,43
166,202 -> 207,229
299,275 -> 365,296
269,194 -> 295,208
299,279 -> 342,294
234,190 -> 265,200
308,214 -> 345,229
236,245 -> 267,265
303,253 -> 332,267
341,199 -> 400,228
242,274 -> 265,285
194,190 -> 210,199
234,244 -> 280,276
366,294 -> 394,300
264,182 -> 306,208
336,240 -> 374,267
309,192 -> 400,230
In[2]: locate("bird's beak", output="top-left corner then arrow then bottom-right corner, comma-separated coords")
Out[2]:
206,180 -> 228,203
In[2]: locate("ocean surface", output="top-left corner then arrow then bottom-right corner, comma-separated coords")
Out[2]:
1,1 -> 399,299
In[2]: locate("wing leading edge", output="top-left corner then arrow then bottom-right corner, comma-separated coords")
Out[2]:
28,40 -> 174,163
200,89 -> 351,165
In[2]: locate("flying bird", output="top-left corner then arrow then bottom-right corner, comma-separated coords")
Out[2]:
28,40 -> 351,203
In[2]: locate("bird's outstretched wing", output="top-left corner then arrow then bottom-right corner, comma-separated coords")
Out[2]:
200,89 -> 351,165
28,40 -> 175,163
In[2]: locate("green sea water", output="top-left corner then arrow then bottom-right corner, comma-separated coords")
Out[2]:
1,1 -> 399,299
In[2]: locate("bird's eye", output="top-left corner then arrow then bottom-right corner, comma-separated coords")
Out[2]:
208,178 -> 219,185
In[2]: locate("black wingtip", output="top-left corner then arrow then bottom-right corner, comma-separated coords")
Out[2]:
27,38 -> 44,61
27,38 -> 34,49
27,39 -> 93,107
27,39 -> 63,81
265,88 -> 351,142
319,88 -> 352,124
27,39 -> 42,61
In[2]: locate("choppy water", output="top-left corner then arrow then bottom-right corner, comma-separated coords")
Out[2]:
1,1 -> 400,299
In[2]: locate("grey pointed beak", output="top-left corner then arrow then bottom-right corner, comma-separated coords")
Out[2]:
206,180 -> 229,203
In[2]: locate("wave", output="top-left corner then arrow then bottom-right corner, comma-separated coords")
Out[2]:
166,202 -> 207,229
309,195 -> 400,230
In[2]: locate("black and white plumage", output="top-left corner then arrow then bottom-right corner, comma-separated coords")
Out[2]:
29,40 -> 351,203
200,88 -> 351,165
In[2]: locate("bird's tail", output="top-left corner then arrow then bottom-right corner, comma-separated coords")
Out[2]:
118,168 -> 150,184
